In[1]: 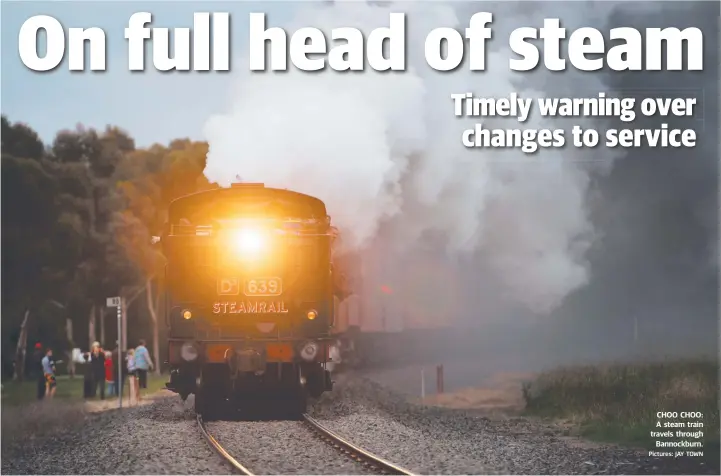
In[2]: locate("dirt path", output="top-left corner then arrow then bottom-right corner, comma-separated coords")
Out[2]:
84,389 -> 174,413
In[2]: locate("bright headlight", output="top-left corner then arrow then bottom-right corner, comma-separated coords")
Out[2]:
180,342 -> 199,362
300,341 -> 319,361
231,228 -> 266,257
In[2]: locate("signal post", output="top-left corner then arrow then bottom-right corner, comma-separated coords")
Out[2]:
106,296 -> 123,408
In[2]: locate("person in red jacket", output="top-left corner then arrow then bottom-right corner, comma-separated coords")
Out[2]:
104,351 -> 115,396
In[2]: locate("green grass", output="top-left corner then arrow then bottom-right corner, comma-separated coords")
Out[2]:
1,373 -> 168,407
522,359 -> 719,469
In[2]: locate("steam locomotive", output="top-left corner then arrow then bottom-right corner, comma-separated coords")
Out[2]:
160,183 -> 349,417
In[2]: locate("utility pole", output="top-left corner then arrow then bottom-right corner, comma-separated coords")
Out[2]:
107,296 -> 123,409
122,296 -> 128,353
117,300 -> 123,408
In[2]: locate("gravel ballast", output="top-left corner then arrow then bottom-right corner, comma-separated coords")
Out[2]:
3,377 -> 717,475
308,374 -> 718,475
2,395 -> 231,475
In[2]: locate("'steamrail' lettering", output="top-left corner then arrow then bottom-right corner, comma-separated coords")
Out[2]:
213,301 -> 288,314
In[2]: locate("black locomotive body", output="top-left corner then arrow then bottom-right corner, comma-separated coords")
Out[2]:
162,183 -> 336,416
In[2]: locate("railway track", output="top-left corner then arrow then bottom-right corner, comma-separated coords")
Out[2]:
197,413 -> 415,475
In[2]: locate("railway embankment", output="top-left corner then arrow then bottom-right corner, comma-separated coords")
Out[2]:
2,370 -> 717,475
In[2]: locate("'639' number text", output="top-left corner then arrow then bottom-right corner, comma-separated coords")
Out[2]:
244,277 -> 282,296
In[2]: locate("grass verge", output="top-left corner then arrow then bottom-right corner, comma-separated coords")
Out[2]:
522,359 -> 719,469
1,373 -> 168,406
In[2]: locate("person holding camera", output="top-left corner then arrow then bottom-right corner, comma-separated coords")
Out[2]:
85,342 -> 106,400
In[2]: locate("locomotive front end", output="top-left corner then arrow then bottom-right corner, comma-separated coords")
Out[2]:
162,185 -> 336,416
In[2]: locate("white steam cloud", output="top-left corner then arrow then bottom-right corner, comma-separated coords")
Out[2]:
203,1 -> 622,323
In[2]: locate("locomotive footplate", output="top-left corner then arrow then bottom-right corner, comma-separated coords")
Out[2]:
167,338 -> 334,366
167,338 -> 333,401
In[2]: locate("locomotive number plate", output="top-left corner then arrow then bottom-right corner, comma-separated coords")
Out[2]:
244,277 -> 282,296
217,277 -> 240,295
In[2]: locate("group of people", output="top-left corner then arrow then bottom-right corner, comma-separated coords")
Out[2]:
32,339 -> 155,404
83,339 -> 155,404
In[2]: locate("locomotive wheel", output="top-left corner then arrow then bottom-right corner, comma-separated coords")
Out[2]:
195,376 -> 223,421
196,389 -> 225,421
292,386 -> 308,417
307,370 -> 325,399
194,389 -> 209,418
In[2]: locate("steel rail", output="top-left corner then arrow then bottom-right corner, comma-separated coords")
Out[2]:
197,415 -> 254,475
198,412 -> 414,476
302,413 -> 416,476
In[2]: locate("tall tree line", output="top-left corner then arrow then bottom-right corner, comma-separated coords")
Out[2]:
1,116 -> 215,379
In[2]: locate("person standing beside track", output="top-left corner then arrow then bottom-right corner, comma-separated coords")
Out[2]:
126,348 -> 138,405
87,342 -> 106,400
133,339 -> 154,399
111,344 -> 120,397
41,348 -> 57,399
32,343 -> 45,400
104,351 -> 115,396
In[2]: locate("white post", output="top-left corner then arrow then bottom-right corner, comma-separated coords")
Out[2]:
107,296 -> 123,408
421,367 -> 426,399
121,296 -> 128,355
117,302 -> 123,409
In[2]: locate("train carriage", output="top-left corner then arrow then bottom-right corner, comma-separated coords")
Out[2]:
160,183 -> 342,417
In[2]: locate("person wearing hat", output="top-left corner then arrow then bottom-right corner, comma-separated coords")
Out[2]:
32,343 -> 45,400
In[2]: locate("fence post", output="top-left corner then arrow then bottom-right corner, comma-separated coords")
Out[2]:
436,364 -> 444,394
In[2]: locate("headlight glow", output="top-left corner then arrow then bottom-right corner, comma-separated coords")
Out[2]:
230,228 -> 266,257
307,310 -> 317,320
182,309 -> 192,320
180,342 -> 199,361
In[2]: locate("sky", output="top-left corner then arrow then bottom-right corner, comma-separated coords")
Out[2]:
1,0 -> 299,146
2,1 -> 717,353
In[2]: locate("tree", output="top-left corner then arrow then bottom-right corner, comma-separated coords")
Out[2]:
2,116 -> 216,379
50,125 -> 139,349
1,116 -> 45,161
1,118 -> 142,377
113,140 -> 211,373
1,118 -> 89,376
